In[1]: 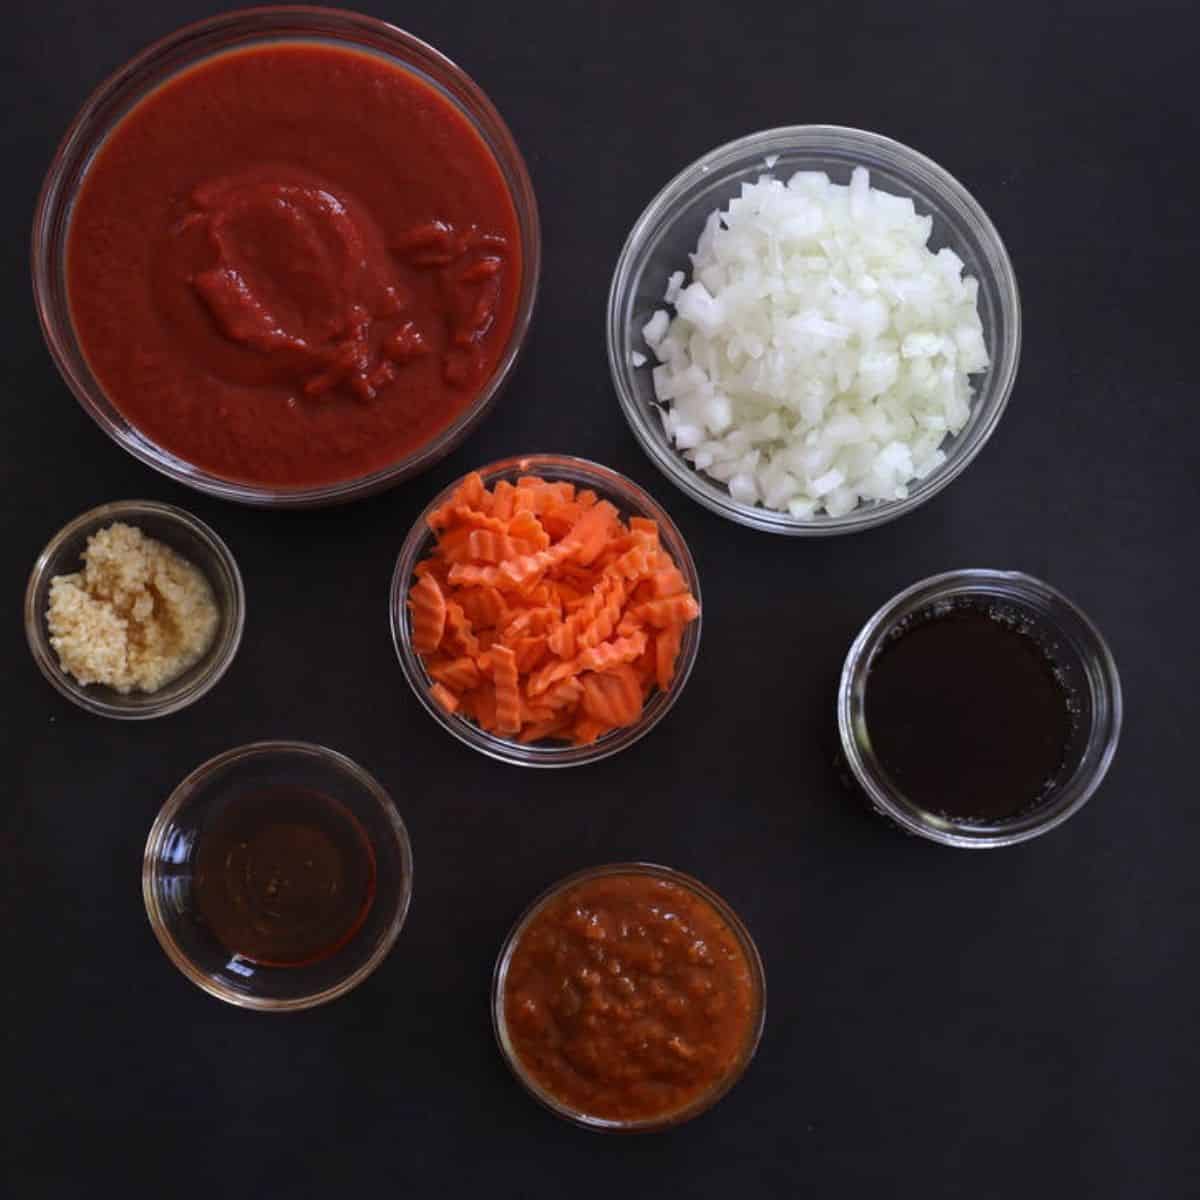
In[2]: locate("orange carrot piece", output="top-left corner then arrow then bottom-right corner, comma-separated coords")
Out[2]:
443,599 -> 480,656
491,644 -> 522,735
491,479 -> 516,521
633,594 -> 701,629
429,682 -> 460,714
409,574 -> 447,654
580,664 -> 643,726
577,630 -> 647,673
655,623 -> 684,691
429,655 -> 481,692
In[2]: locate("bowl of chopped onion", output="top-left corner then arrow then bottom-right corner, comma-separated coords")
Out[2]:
607,126 -> 1021,535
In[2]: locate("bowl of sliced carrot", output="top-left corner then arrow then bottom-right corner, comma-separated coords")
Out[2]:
390,454 -> 702,767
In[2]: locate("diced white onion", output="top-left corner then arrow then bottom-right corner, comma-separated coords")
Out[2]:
636,167 -> 989,516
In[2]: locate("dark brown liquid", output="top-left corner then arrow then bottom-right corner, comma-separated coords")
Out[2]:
194,787 -> 376,967
865,603 -> 1073,821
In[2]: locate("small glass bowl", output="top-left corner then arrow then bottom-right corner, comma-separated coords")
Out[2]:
491,862 -> 767,1132
24,499 -> 245,719
390,454 -> 702,767
838,569 -> 1122,848
607,125 -> 1021,535
32,6 -> 540,507
143,740 -> 413,1010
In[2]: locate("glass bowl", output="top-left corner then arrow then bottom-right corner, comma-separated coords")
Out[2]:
491,862 -> 767,1132
143,740 -> 413,1010
24,499 -> 244,719
838,570 -> 1122,847
32,6 -> 540,508
607,125 -> 1021,535
389,454 -> 702,767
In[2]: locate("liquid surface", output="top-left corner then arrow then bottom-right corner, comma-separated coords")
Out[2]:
504,873 -> 758,1124
866,603 -> 1073,820
194,788 -> 376,967
68,42 -> 521,487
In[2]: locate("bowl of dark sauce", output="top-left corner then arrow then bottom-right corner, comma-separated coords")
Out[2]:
144,741 -> 412,1009
838,570 -> 1122,848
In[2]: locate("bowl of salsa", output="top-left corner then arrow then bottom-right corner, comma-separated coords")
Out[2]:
33,7 -> 539,506
493,863 -> 766,1131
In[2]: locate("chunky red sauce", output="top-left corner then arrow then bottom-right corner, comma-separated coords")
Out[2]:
67,43 -> 521,487
503,873 -> 760,1124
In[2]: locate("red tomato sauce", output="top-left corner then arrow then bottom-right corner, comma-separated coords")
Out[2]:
67,43 -> 522,487
503,873 -> 760,1124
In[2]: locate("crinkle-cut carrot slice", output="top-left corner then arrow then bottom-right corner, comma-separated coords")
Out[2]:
572,715 -> 613,745
604,543 -> 656,582
428,471 -> 486,529
577,629 -> 647,672
561,500 -> 620,566
510,635 -> 549,674
519,714 -> 574,743
648,565 -> 687,598
429,682 -> 460,714
540,676 -> 583,710
491,644 -> 522,734
428,655 -> 481,692
450,506 -> 509,533
575,489 -> 599,509
633,594 -> 701,629
654,623 -> 685,691
491,479 -> 516,521
577,577 -> 627,649
504,606 -> 559,639
629,516 -> 660,540
409,574 -> 447,654
580,664 -> 643,727
507,509 -> 550,550
467,529 -> 539,564
528,656 -> 583,697
554,580 -> 589,611
616,611 -> 642,638
443,599 -> 480,656
413,557 -> 451,584
469,682 -> 498,731
457,585 -> 508,629
546,619 -> 576,660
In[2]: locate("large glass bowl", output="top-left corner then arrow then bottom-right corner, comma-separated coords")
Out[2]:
607,126 -> 1021,535
390,454 -> 702,768
32,6 -> 540,507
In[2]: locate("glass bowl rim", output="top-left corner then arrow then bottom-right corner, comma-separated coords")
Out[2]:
606,123 -> 1022,536
837,568 -> 1123,847
142,738 -> 414,1011
490,860 -> 767,1132
31,3 -> 542,508
389,452 -> 703,768
23,498 -> 246,719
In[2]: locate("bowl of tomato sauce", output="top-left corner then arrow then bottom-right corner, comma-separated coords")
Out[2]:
493,863 -> 766,1131
33,7 -> 539,506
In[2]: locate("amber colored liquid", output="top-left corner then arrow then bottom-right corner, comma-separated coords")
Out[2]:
193,788 -> 376,967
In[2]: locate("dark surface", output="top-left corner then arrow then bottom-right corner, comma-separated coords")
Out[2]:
4,2 -> 1197,1196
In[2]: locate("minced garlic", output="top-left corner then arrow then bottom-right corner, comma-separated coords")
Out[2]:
47,522 -> 219,694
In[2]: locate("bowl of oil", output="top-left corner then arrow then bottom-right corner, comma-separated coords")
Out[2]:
143,741 -> 412,1009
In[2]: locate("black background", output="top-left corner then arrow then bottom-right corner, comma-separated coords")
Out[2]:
5,2 -> 1198,1196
